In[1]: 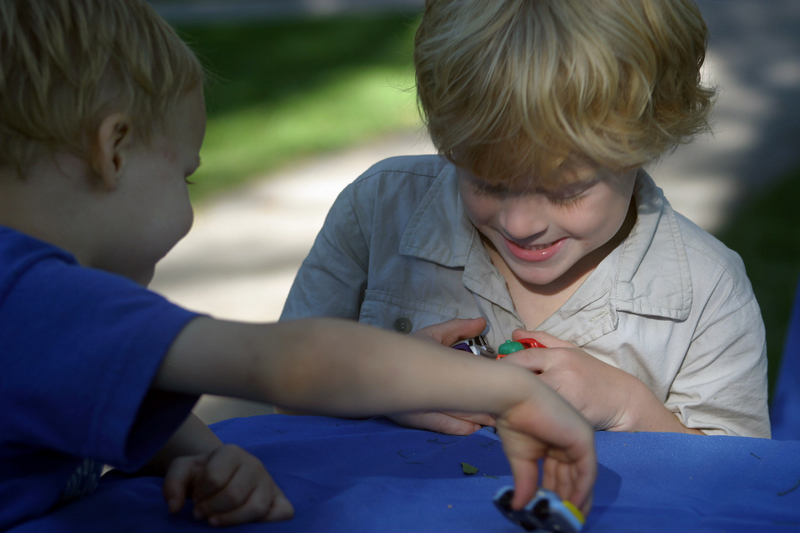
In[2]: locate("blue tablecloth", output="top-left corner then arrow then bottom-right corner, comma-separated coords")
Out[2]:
11,415 -> 800,532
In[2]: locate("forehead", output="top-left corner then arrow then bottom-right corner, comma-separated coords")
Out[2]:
162,86 -> 205,144
456,160 -> 617,193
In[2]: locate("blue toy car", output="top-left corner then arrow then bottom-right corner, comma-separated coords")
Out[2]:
493,486 -> 584,532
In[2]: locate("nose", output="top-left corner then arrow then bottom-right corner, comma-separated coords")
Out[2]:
498,197 -> 548,242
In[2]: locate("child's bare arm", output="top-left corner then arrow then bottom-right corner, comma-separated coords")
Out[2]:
137,414 -> 223,475
278,317 -> 497,433
503,330 -> 705,435
154,316 -> 596,514
386,317 -> 497,435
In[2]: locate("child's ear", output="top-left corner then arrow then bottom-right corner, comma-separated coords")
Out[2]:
92,113 -> 134,190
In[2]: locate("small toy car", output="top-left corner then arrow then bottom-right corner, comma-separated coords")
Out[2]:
496,338 -> 547,359
493,486 -> 584,532
451,335 -> 497,359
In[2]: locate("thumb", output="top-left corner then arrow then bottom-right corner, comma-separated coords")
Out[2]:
511,330 -> 567,348
412,317 -> 487,346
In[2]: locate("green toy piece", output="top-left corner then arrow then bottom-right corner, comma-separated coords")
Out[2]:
498,340 -> 525,356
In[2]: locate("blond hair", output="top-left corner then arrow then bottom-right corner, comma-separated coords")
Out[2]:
415,0 -> 716,185
0,0 -> 203,176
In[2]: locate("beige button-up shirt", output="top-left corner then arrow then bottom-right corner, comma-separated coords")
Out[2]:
282,155 -> 770,438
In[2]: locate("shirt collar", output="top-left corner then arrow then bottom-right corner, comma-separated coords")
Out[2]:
612,171 -> 694,319
399,163 -> 477,267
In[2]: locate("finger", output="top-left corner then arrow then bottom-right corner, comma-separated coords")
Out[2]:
540,454 -> 558,492
579,490 -> 594,517
209,479 -> 295,526
571,453 -> 597,516
545,447 -> 596,516
195,461 -> 260,517
191,445 -> 244,504
506,456 -> 540,510
411,317 -> 487,346
499,350 -> 549,374
551,459 -> 575,504
390,411 -> 481,435
162,457 -> 206,514
440,410 -> 496,427
511,330 -> 571,348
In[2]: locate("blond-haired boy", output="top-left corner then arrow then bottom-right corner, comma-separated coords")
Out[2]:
282,0 -> 770,437
0,0 -> 595,529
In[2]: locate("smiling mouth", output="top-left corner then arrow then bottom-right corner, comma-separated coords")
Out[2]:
519,240 -> 561,251
503,236 -> 566,262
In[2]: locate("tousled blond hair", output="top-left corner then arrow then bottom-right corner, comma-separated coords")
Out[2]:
0,0 -> 203,176
415,0 -> 716,185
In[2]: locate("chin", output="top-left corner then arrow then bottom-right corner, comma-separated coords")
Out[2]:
510,263 -> 572,288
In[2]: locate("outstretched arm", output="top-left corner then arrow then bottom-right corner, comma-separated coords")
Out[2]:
154,316 -> 596,515
277,318 -> 497,432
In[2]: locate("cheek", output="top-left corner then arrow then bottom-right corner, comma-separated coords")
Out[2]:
175,192 -> 194,239
459,190 -> 496,226
580,196 -> 630,240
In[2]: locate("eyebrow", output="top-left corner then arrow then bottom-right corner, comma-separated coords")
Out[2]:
538,178 -> 599,197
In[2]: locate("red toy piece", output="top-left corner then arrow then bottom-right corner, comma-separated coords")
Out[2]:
496,338 -> 547,359
517,338 -> 547,349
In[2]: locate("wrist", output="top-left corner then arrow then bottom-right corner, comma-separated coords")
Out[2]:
612,377 -> 698,434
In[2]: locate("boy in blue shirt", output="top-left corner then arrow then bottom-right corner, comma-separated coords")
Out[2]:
0,0 -> 596,529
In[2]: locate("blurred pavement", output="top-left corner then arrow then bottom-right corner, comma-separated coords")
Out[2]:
149,0 -> 800,423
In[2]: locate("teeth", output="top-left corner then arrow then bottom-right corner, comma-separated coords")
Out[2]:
523,242 -> 553,251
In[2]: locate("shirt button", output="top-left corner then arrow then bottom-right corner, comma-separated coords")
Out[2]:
393,317 -> 413,333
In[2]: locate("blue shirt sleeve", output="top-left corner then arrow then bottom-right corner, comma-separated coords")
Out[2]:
0,229 -> 201,528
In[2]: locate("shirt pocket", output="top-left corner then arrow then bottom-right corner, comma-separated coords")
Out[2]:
359,289 -> 461,334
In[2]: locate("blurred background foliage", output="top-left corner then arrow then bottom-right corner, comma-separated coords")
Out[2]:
715,168 -> 800,397
167,8 -> 798,401
175,13 -> 422,203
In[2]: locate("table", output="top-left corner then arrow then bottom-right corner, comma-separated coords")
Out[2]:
10,415 -> 800,532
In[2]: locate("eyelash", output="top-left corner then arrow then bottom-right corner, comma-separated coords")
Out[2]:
548,193 -> 585,206
470,183 -> 508,196
470,182 -> 586,205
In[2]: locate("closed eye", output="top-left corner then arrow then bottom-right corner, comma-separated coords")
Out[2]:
465,175 -> 510,196
547,192 -> 586,206
470,181 -> 509,196
542,180 -> 597,206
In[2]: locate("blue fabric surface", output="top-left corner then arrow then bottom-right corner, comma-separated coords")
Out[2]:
771,277 -> 800,440
9,415 -> 800,532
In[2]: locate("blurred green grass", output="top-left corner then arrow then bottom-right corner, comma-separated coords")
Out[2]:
175,13 -> 422,203
715,167 -> 800,401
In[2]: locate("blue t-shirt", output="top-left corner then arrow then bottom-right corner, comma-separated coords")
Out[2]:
0,226 -> 200,530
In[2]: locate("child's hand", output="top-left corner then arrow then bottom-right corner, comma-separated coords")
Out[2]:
501,330 -> 646,431
495,381 -> 596,516
387,318 -> 495,435
162,444 -> 294,526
